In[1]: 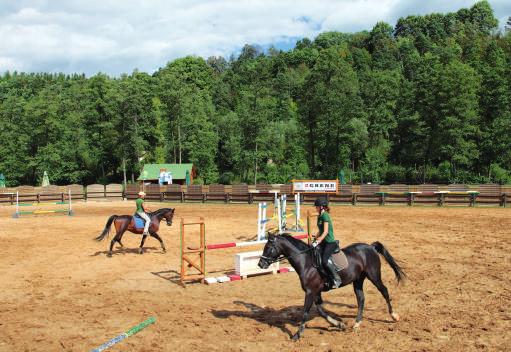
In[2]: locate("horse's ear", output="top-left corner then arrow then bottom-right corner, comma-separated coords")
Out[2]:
267,232 -> 275,241
267,229 -> 278,237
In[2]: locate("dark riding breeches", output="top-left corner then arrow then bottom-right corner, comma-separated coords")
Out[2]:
319,241 -> 339,267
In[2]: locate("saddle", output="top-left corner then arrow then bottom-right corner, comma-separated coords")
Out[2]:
133,213 -> 147,229
312,241 -> 349,286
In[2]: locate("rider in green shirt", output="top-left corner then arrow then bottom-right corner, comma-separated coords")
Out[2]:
312,197 -> 342,288
136,191 -> 151,236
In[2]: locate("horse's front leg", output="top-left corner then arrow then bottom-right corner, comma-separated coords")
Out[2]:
139,234 -> 148,254
151,232 -> 166,253
292,291 -> 316,341
315,294 -> 345,330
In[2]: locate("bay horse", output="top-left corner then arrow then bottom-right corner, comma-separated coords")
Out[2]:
258,234 -> 406,340
95,208 -> 175,257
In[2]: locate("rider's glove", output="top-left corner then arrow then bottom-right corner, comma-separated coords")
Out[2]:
312,241 -> 319,248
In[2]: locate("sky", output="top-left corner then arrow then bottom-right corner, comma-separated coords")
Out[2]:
0,0 -> 509,76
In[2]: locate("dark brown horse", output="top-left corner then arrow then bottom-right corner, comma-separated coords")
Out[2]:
95,208 -> 175,256
258,234 -> 405,340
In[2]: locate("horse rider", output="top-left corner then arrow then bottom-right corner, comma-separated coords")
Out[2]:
136,191 -> 152,236
312,197 -> 342,288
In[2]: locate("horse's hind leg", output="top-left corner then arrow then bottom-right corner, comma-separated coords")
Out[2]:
315,294 -> 345,330
151,232 -> 166,253
366,268 -> 400,322
353,277 -> 366,329
109,231 -> 123,257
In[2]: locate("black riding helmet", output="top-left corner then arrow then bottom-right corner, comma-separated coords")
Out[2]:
314,197 -> 328,207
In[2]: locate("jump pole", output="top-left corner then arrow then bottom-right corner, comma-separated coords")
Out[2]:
205,233 -> 309,251
12,190 -> 73,217
90,316 -> 156,352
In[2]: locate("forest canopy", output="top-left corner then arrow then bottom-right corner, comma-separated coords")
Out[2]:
1,1 -> 510,186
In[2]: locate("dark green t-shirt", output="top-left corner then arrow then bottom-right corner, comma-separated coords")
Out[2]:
317,211 -> 335,243
135,198 -> 144,212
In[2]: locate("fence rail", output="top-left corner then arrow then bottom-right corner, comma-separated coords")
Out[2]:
0,184 -> 509,207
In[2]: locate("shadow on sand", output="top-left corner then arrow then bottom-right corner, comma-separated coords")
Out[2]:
210,300 -> 393,338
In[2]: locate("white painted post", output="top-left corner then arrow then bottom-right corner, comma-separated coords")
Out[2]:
295,193 -> 301,230
273,192 -> 278,218
281,194 -> 287,230
277,198 -> 282,234
257,203 -> 263,240
15,191 -> 19,218
68,189 -> 73,216
261,202 -> 267,239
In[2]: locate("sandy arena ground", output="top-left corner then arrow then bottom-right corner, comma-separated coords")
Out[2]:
0,201 -> 510,351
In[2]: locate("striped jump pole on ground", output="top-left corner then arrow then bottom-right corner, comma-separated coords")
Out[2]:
90,316 -> 156,352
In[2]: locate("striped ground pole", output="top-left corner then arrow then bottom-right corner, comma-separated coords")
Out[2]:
90,317 -> 156,352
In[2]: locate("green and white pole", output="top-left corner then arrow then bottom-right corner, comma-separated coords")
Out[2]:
90,316 -> 156,352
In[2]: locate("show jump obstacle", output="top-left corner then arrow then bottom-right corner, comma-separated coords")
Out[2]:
12,190 -> 74,218
257,193 -> 304,240
180,210 -> 315,286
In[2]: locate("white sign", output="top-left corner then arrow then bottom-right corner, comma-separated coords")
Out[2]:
292,180 -> 338,194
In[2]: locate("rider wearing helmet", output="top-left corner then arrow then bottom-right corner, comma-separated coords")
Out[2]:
136,191 -> 151,236
313,197 -> 342,288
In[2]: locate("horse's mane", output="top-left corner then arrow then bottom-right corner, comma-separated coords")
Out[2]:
280,233 -> 310,250
150,208 -> 174,216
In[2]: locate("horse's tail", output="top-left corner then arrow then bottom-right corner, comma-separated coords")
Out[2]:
95,215 -> 117,241
371,241 -> 406,284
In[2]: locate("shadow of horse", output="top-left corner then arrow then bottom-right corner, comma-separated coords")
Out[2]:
91,246 -> 160,257
210,300 -> 393,338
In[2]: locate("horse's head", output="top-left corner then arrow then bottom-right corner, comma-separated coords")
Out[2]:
162,208 -> 175,226
258,234 -> 281,269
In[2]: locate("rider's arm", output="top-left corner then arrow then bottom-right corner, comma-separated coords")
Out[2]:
142,201 -> 150,213
316,222 -> 329,244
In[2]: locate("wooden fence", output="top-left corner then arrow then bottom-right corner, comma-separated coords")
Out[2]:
0,184 -> 509,207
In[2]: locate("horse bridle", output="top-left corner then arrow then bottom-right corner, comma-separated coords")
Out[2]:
165,211 -> 173,226
259,237 -> 313,266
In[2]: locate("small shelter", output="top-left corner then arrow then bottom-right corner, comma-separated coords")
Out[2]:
137,164 -> 196,185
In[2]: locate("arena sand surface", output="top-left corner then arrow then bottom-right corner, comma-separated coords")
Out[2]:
0,201 -> 510,352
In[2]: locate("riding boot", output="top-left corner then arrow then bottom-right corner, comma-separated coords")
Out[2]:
326,261 -> 342,288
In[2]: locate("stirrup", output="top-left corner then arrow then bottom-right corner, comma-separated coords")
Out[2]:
332,279 -> 342,288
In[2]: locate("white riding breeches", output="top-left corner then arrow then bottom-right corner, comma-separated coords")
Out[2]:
137,211 -> 151,234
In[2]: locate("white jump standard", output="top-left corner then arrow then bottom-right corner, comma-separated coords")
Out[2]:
257,193 -> 304,240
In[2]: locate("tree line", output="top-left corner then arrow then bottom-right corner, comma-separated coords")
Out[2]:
1,1 -> 510,186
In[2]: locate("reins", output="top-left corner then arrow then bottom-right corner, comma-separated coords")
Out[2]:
261,246 -> 314,264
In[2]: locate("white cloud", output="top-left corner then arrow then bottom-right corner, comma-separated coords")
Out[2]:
0,0 -> 509,76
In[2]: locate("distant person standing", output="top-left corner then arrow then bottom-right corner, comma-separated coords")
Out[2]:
136,191 -> 151,236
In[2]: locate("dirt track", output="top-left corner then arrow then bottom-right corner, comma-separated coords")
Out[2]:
0,201 -> 510,351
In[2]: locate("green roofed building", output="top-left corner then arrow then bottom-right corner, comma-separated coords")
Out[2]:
137,164 -> 196,185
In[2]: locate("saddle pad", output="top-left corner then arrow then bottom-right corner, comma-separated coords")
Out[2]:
133,216 -> 146,229
331,250 -> 348,271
